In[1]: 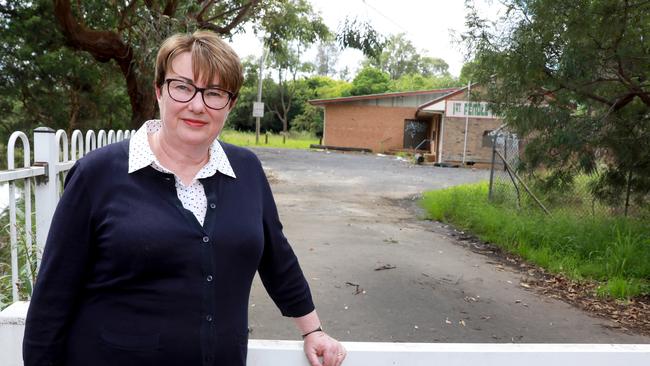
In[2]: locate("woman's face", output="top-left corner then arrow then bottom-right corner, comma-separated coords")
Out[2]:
155,51 -> 234,150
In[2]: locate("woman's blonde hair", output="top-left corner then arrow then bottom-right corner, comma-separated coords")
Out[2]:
154,30 -> 244,99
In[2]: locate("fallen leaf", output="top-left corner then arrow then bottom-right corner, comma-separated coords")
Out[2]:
374,264 -> 397,271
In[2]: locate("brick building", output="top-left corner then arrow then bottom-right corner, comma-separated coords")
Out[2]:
309,85 -> 504,167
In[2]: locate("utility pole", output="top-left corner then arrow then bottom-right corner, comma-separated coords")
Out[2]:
462,80 -> 471,165
254,49 -> 267,144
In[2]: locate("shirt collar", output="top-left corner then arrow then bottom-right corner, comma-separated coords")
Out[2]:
128,119 -> 236,179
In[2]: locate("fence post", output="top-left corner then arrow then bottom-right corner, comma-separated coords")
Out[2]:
33,127 -> 58,263
488,134 -> 497,201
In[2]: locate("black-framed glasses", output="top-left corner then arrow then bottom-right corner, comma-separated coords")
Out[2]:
165,78 -> 234,110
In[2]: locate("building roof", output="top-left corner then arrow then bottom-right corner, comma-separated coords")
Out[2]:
308,88 -> 460,105
416,83 -> 479,111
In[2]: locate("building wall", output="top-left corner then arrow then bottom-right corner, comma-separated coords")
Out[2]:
323,104 -> 417,152
440,88 -> 504,165
318,87 -> 504,165
441,117 -> 502,164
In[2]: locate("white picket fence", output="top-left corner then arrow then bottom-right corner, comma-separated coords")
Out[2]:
0,127 -> 649,365
0,127 -> 135,303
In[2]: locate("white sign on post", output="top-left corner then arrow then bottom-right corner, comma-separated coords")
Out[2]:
252,102 -> 265,118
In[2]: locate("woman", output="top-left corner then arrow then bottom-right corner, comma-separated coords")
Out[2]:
23,30 -> 346,366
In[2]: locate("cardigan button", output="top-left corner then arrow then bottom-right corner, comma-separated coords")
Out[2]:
206,275 -> 213,282
206,314 -> 213,322
202,236 -> 210,243
209,203 -> 216,209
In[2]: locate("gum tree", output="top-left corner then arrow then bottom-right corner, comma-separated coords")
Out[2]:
52,0 -> 331,128
463,0 -> 650,212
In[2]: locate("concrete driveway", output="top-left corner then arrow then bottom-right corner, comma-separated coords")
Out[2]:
246,147 -> 649,344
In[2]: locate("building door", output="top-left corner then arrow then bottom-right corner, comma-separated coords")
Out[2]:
403,119 -> 429,150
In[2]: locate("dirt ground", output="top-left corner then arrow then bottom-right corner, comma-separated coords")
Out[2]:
246,147 -> 649,344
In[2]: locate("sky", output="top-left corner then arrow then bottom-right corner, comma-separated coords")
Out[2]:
230,0 -> 505,78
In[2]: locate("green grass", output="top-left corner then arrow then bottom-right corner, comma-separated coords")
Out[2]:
219,130 -> 318,149
0,191 -> 40,310
420,182 -> 650,299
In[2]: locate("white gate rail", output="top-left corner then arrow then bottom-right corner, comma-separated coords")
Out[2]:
1,302 -> 649,366
1,127 -> 135,303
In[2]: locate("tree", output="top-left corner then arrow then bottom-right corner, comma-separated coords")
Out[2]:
388,73 -> 460,92
263,0 -> 330,134
291,75 -> 350,135
0,0 -> 131,143
226,55 -> 259,131
463,0 -> 650,209
458,60 -> 479,85
291,104 -> 323,136
314,40 -> 340,77
366,33 -> 450,79
348,66 -> 390,96
51,0 -> 328,128
336,17 -> 385,60
417,56 -> 450,77
266,43 -> 317,134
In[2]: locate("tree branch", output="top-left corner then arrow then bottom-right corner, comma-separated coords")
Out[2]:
544,68 -> 615,106
54,0 -> 132,64
162,0 -> 180,16
198,0 -> 258,34
117,0 -> 139,32
53,0 -> 146,124
195,0 -> 213,22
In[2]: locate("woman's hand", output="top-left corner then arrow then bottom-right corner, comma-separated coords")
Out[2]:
303,331 -> 347,366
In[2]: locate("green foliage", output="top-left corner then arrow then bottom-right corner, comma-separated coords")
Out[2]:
365,33 -> 450,80
314,40 -> 340,77
348,66 -> 390,96
0,195 -> 39,310
0,0 -> 131,140
463,0 -> 650,206
261,0 -> 331,58
458,60 -> 479,85
291,104 -> 323,136
306,76 -> 351,98
420,182 -> 650,299
1,0 -> 339,138
227,73 -> 350,134
387,73 -> 461,92
336,17 -> 386,59
219,129 -> 318,149
596,278 -> 648,300
264,7 -> 330,134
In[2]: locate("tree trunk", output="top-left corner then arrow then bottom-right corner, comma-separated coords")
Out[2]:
125,69 -> 158,129
68,85 -> 81,131
53,0 -> 261,130
54,0 -> 156,130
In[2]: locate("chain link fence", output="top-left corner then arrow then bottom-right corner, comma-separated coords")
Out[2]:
487,128 -> 647,218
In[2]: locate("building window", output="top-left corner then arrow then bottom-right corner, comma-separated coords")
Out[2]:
482,130 -> 494,147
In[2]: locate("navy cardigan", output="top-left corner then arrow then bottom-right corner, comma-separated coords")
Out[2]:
23,140 -> 314,366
